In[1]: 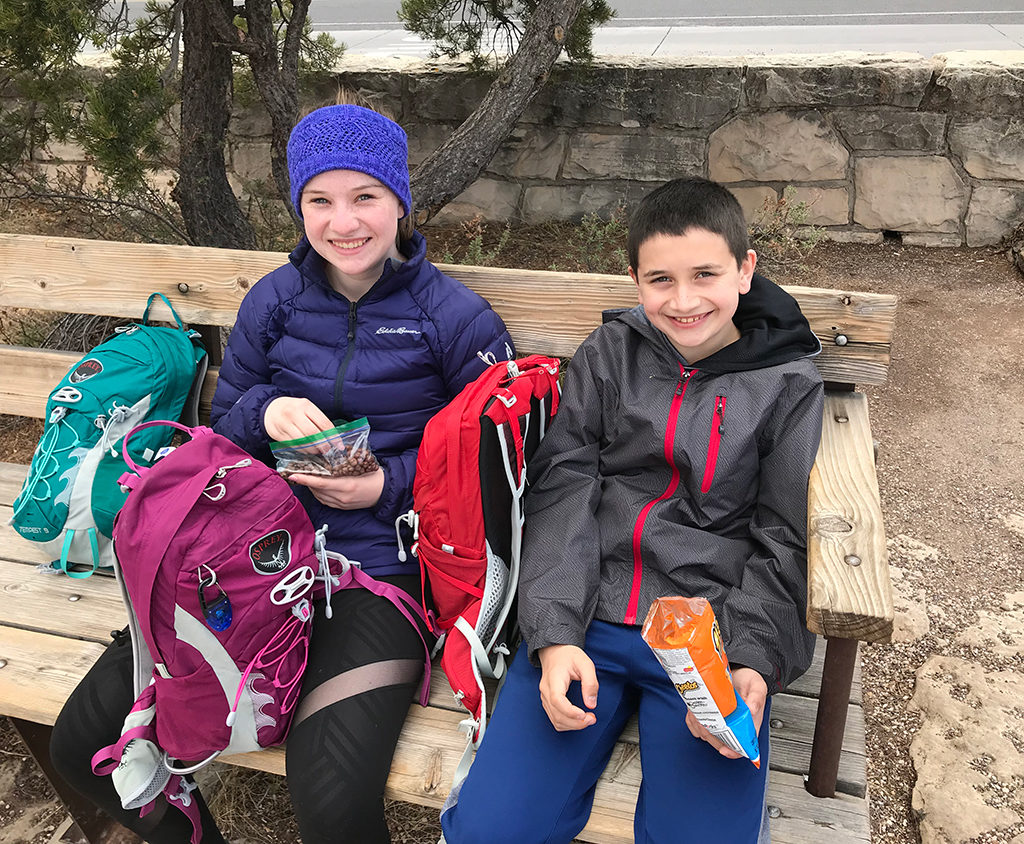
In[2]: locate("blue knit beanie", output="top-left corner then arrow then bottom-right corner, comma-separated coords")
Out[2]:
287,104 -> 412,219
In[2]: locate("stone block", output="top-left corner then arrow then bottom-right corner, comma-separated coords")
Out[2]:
38,162 -> 103,193
729,187 -> 779,224
966,185 -> 1024,247
901,232 -> 963,247
486,127 -> 567,181
408,68 -> 494,123
825,229 -> 884,244
231,142 -> 273,183
789,186 -> 850,226
34,138 -> 88,162
522,182 -> 647,223
407,123 -> 456,170
528,60 -> 743,130
933,52 -> 1024,115
429,178 -> 521,223
745,55 -> 935,109
563,133 -> 704,182
910,656 -> 1024,844
709,112 -> 848,183
144,168 -> 178,201
949,117 -> 1024,180
834,109 -> 947,151
331,71 -> 406,119
230,106 -> 272,138
853,156 -> 964,233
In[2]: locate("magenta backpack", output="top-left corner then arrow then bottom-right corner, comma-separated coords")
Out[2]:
91,422 -> 320,842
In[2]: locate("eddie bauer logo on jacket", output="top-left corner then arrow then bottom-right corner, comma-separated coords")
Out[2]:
249,530 -> 291,574
70,359 -> 104,383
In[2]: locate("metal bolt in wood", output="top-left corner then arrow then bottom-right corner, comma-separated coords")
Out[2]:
845,555 -> 862,567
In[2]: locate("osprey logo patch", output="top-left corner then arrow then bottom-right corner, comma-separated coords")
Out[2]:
70,359 -> 103,383
249,530 -> 291,575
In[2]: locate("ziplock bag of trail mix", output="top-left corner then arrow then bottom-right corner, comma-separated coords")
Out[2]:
271,417 -> 380,479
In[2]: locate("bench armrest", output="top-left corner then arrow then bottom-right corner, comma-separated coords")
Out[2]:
806,391 -> 893,643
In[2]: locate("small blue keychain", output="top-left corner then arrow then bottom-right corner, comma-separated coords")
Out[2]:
198,565 -> 232,631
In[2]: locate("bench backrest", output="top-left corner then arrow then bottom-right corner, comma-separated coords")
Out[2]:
0,233 -> 897,421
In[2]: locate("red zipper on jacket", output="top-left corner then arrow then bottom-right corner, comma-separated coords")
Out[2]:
624,364 -> 692,625
700,396 -> 726,493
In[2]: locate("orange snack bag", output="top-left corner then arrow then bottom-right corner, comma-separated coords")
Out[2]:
641,596 -> 761,767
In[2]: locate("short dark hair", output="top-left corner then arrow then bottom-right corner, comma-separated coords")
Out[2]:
627,178 -> 750,270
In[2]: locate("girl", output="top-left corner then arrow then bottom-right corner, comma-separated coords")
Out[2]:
50,97 -> 513,843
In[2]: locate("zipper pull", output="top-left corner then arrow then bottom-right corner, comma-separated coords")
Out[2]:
716,396 -> 725,435
348,302 -> 357,341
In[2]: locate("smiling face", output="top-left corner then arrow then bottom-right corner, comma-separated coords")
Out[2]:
300,169 -> 404,299
630,228 -> 756,363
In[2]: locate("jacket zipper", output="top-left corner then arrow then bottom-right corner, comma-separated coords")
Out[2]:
624,364 -> 693,625
700,396 -> 726,494
333,301 -> 358,414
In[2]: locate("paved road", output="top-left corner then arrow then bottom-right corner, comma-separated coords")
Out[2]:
307,0 -> 1024,57
110,1 -> 1024,56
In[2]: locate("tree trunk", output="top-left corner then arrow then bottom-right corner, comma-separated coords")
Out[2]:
241,0 -> 306,228
409,0 -> 587,217
172,0 -> 255,248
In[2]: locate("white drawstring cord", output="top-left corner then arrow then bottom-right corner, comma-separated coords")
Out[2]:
313,525 -> 338,619
394,510 -> 419,562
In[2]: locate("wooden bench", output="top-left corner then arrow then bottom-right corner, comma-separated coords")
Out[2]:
0,233 -> 895,844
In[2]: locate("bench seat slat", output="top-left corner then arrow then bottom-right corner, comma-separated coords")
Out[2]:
808,393 -> 893,642
0,234 -> 895,386
0,624 -> 868,843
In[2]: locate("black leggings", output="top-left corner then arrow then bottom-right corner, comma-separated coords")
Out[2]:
50,574 -> 427,844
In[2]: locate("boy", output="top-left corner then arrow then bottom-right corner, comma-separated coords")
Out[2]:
440,178 -> 824,844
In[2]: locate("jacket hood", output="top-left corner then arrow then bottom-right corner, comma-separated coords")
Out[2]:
288,230 -> 429,303
619,272 -> 821,373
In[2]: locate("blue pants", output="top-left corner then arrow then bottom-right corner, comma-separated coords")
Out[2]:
441,620 -> 771,844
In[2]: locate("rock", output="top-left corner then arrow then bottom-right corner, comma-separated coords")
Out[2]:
729,186 -> 779,224
788,186 -> 850,226
528,60 -> 744,130
949,117 -> 1024,180
709,111 -> 848,183
430,178 -> 521,223
834,108 -> 946,151
485,128 -> 566,181
853,157 -> 964,233
563,133 -> 703,182
408,68 -> 493,123
909,655 -> 1024,843
406,122 -> 455,170
901,233 -> 964,247
230,142 -> 273,183
933,52 -> 1024,115
825,230 -> 884,245
521,182 -> 647,223
966,186 -> 1024,248
955,592 -> 1024,659
1004,512 -> 1024,539
745,54 -> 935,109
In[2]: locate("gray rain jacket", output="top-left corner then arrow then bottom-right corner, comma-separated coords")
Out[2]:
518,274 -> 824,692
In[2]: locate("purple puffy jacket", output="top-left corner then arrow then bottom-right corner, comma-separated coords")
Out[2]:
211,232 -> 514,576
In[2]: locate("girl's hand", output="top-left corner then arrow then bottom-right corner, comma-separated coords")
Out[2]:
537,644 -> 599,731
287,468 -> 385,510
684,666 -> 768,759
264,397 -> 333,442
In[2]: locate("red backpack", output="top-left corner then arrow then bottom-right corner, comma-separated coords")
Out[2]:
397,355 -> 560,779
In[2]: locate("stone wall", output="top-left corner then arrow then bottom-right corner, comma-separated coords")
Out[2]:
36,51 -> 1024,246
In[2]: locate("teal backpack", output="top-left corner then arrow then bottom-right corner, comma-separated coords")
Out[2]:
9,294 -> 208,578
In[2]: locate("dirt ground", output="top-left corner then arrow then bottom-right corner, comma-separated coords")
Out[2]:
1,218 -> 1023,843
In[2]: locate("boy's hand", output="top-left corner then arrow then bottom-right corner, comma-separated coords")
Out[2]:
288,468 -> 385,510
264,397 -> 333,442
684,667 -> 768,759
537,645 -> 599,731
